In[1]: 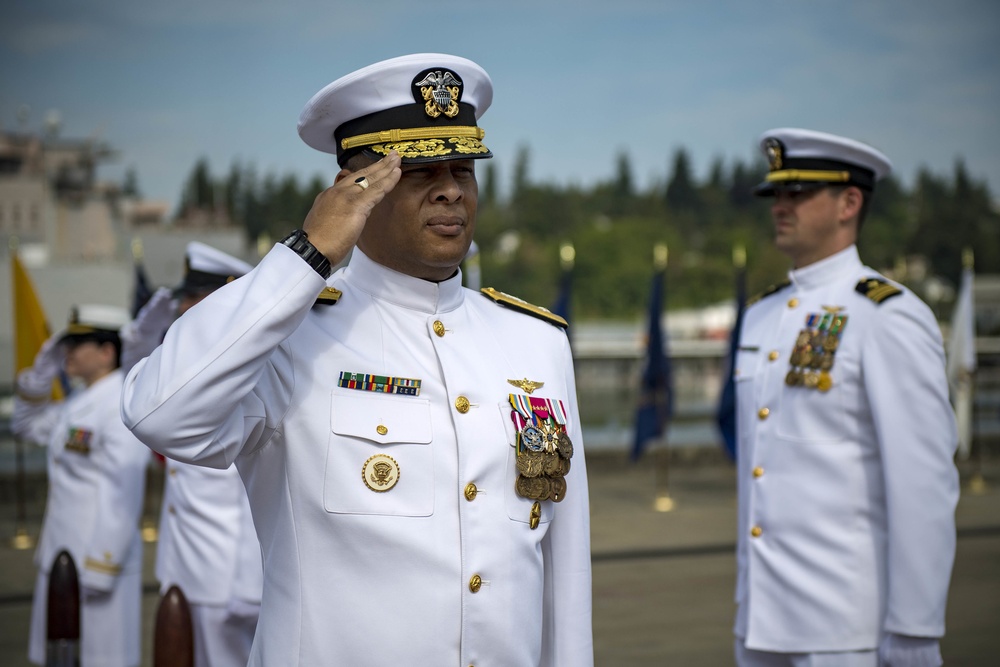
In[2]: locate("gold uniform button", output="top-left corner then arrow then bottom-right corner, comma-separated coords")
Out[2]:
752,466 -> 764,478
751,526 -> 763,538
469,574 -> 482,593
376,424 -> 388,436
464,483 -> 478,501
529,501 -> 541,530
433,320 -> 446,337
787,298 -> 799,308
455,396 -> 471,413
768,350 -> 779,361
168,505 -> 176,515
758,407 -> 770,420
169,468 -> 177,476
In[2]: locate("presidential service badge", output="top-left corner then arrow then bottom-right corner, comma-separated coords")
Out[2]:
362,453 -> 400,493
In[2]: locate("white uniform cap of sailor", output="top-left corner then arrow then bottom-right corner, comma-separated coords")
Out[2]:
297,53 -> 494,166
63,304 -> 131,336
177,242 -> 254,296
755,127 -> 892,196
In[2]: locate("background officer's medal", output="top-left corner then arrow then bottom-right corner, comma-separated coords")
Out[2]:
786,309 -> 847,393
509,394 -> 573,503
362,453 -> 399,492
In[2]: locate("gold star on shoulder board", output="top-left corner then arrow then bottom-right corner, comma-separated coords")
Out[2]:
508,378 -> 544,394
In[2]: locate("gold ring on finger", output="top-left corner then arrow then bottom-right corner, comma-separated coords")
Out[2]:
354,176 -> 370,191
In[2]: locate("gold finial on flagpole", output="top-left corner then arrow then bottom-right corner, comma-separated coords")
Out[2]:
962,247 -> 974,270
131,237 -> 144,262
653,243 -> 668,271
559,243 -> 575,270
733,244 -> 746,269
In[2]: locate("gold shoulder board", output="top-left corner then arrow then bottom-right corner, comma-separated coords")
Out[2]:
855,278 -> 901,304
747,280 -> 791,306
480,287 -> 568,329
314,286 -> 343,306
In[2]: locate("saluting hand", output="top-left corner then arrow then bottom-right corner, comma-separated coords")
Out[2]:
302,150 -> 402,267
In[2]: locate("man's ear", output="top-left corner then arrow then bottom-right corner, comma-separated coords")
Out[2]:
333,168 -> 353,186
838,186 -> 864,223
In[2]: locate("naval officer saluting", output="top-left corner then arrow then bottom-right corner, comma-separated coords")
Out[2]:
122,53 -> 593,666
733,128 -> 959,667
15,305 -> 150,667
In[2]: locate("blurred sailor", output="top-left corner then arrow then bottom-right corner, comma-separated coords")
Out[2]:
123,242 -> 262,667
733,128 -> 959,667
14,305 -> 149,667
122,53 -> 593,665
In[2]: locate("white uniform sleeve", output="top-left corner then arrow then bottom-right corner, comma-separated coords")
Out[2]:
12,334 -> 66,446
541,337 -> 595,666
861,295 -> 958,638
121,245 -> 327,469
119,286 -> 175,374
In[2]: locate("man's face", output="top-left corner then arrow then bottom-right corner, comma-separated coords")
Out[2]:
770,186 -> 855,268
356,159 -> 478,281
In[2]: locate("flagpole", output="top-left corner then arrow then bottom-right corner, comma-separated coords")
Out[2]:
652,244 -> 674,512
959,248 -> 987,494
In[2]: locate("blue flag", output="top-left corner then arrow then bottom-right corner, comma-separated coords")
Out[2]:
632,267 -> 673,462
131,259 -> 154,318
551,263 -> 573,331
716,263 -> 746,461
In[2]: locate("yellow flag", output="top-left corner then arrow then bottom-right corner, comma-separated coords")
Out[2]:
11,251 -> 63,399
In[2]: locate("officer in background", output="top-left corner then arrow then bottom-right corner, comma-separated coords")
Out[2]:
14,305 -> 149,667
732,128 -> 959,666
122,53 -> 593,666
122,242 -> 263,667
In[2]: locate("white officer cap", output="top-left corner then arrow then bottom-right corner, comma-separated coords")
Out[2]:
754,127 -> 892,196
298,53 -> 493,167
176,241 -> 254,297
62,304 -> 131,339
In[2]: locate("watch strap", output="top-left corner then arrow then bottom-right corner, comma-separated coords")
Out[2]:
280,230 -> 332,279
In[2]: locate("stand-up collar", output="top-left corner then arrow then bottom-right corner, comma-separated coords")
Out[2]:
341,248 -> 466,314
789,245 -> 863,291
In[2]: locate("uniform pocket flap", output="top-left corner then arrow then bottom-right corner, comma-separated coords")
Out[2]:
331,392 -> 432,444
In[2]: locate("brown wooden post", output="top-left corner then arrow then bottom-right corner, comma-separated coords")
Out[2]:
153,585 -> 194,667
46,549 -> 80,667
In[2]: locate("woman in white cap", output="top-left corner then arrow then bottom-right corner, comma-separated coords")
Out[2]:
14,305 -> 151,667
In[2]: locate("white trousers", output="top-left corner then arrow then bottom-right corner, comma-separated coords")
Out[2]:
736,638 -> 877,667
189,601 -> 260,667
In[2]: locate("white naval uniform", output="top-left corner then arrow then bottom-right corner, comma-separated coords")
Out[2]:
733,245 -> 959,655
122,245 -> 594,666
14,370 -> 149,667
157,460 -> 262,667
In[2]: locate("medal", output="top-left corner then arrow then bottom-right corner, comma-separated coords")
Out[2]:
509,393 -> 574,503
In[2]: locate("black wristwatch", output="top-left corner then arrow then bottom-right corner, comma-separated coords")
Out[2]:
280,230 -> 332,279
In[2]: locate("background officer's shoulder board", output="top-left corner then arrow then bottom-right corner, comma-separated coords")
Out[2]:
314,286 -> 343,306
480,287 -> 568,329
855,278 -> 902,305
746,280 -> 791,306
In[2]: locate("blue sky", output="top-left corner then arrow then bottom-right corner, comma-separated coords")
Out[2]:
2,0 -> 998,208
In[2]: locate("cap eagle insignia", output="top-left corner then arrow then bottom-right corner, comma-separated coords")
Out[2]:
415,70 -> 461,119
764,137 -> 784,171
